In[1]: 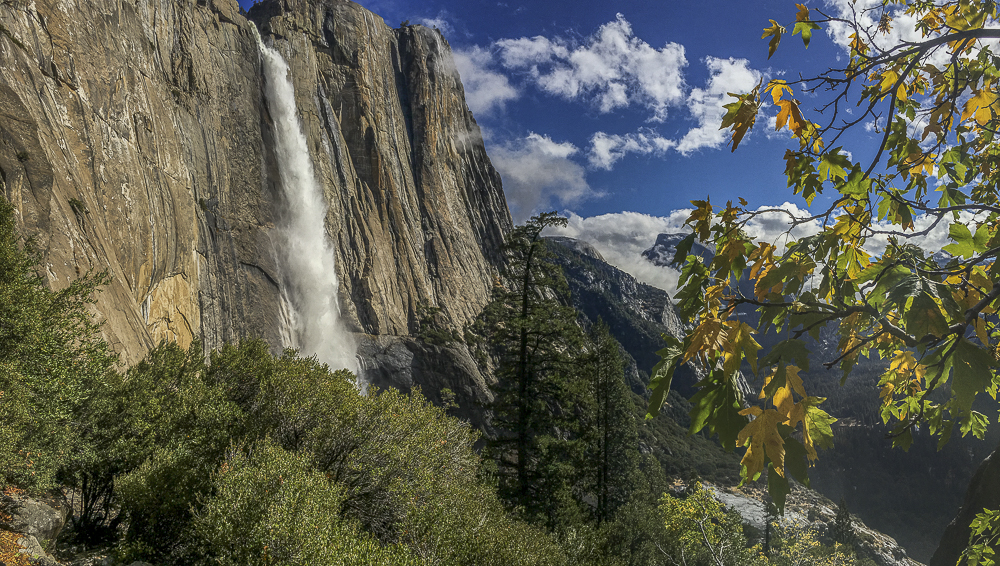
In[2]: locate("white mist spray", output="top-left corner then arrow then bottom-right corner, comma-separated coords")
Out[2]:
253,26 -> 358,374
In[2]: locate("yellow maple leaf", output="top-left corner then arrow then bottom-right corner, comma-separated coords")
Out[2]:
766,80 -> 794,104
902,152 -> 935,178
762,20 -> 785,59
976,317 -> 990,346
683,317 -> 725,366
705,283 -> 725,316
775,99 -> 805,136
849,32 -> 868,56
921,9 -> 944,34
880,382 -> 896,406
748,242 -> 775,278
738,406 -> 786,478
795,3 -> 810,22
723,321 -> 762,376
688,199 -> 713,240
962,89 -> 999,126
878,70 -> 900,99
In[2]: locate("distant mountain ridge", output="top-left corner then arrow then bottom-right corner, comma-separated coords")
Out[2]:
543,235 -> 700,396
642,232 -> 714,268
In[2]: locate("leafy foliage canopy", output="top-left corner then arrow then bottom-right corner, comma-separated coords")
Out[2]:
649,0 -> 1000,509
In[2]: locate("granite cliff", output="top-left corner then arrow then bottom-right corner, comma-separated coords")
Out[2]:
0,0 -> 511,407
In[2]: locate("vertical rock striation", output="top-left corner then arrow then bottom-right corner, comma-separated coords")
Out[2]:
248,0 -> 511,337
0,0 -> 511,379
0,0 -> 281,363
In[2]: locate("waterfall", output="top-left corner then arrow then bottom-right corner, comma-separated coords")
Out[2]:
253,26 -> 358,375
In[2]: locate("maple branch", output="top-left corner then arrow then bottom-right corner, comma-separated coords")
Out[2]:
823,328 -> 887,370
865,53 -> 923,177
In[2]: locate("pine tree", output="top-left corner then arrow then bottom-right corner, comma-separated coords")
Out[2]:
834,497 -> 856,546
478,212 -> 589,525
585,319 -> 640,524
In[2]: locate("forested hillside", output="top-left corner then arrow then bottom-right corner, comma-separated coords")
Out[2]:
0,199 -> 906,566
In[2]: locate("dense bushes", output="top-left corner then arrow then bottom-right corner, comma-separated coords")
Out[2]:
186,440 -> 419,566
80,340 -> 567,565
0,198 -> 117,492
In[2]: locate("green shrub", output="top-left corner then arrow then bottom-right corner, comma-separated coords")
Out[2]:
96,338 -> 567,565
94,341 -> 244,554
659,483 -> 767,566
0,197 -> 117,492
185,439 -> 418,566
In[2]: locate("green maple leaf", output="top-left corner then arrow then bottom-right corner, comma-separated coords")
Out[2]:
793,20 -> 821,48
819,148 -> 851,182
951,338 -> 995,417
646,334 -> 684,419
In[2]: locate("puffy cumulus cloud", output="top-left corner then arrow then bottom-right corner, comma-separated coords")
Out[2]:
452,46 -> 519,116
545,211 -> 691,292
588,130 -> 676,170
495,14 -> 688,121
676,57 -> 763,154
490,133 -> 592,222
585,58 -> 762,168
822,0 -> 1000,67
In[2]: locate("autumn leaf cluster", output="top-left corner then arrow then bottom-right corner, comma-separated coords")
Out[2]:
650,0 -> 1000,510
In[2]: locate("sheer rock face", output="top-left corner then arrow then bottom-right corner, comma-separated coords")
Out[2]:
247,0 -> 510,337
0,0 -> 280,363
0,0 -> 510,366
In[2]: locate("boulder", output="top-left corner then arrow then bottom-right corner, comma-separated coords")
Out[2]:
13,533 -> 59,565
0,493 -> 66,547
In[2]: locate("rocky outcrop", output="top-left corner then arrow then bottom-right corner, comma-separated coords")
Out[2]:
930,445 -> 1000,566
0,492 -> 66,565
0,0 -> 510,368
642,232 -> 714,267
705,482 -> 922,566
545,236 -> 701,396
0,492 -> 66,546
358,336 -> 493,431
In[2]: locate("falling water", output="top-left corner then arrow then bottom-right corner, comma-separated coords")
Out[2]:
253,26 -> 358,374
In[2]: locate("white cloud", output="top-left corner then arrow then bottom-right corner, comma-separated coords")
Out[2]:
675,57 -> 762,154
416,14 -> 453,35
495,14 -> 688,121
588,130 -> 676,169
545,211 -> 691,292
824,0 -> 1000,69
536,204 -> 991,296
452,46 -> 519,115
823,0 -> 950,65
740,202 -> 824,253
584,57 -> 762,167
496,36 -> 569,67
490,133 -> 593,222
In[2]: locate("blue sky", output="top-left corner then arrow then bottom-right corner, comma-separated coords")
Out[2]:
243,0 -> 893,289
339,0 -> 879,218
